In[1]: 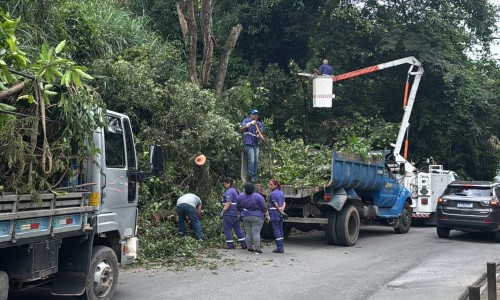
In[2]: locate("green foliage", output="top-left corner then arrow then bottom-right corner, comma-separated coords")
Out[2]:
263,138 -> 331,187
55,0 -> 166,61
0,10 -> 105,192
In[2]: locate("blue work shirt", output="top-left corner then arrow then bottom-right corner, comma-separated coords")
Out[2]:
241,117 -> 264,147
319,64 -> 333,75
269,188 -> 285,221
237,192 -> 266,219
222,187 -> 239,216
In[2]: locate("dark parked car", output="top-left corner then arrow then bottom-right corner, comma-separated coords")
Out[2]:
436,181 -> 500,241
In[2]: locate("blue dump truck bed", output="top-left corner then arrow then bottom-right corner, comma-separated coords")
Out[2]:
330,151 -> 384,191
263,151 -> 385,198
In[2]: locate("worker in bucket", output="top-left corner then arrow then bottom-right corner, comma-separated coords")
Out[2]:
268,179 -> 286,253
240,109 -> 264,183
314,59 -> 333,75
221,177 -> 247,250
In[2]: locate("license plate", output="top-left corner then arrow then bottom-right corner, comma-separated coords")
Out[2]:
457,202 -> 473,208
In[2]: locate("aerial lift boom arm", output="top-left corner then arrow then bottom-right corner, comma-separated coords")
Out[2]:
301,56 -> 424,172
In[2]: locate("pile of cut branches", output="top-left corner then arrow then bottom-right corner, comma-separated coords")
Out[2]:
0,12 -> 104,193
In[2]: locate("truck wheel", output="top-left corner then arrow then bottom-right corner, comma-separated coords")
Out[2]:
394,202 -> 412,234
283,224 -> 292,240
324,210 -> 338,245
78,245 -> 119,300
260,222 -> 274,240
335,205 -> 360,247
436,226 -> 450,238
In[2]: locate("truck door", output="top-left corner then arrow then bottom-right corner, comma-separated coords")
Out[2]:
101,114 -> 138,233
376,165 -> 399,208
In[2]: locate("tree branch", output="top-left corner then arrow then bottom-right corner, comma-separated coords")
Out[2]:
200,0 -> 214,86
0,81 -> 25,99
215,24 -> 243,97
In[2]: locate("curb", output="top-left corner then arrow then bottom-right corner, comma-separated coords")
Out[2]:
458,261 -> 500,300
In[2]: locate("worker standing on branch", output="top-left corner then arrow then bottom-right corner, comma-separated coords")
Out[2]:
240,109 -> 264,183
315,59 -> 333,75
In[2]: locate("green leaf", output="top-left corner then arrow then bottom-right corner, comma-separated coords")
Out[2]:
55,40 -> 66,54
73,68 -> 94,80
0,103 -> 16,111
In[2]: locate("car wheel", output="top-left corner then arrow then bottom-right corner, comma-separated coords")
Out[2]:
494,231 -> 500,242
436,226 -> 450,238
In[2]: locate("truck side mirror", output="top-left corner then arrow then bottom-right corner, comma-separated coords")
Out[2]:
150,145 -> 164,175
399,162 -> 406,175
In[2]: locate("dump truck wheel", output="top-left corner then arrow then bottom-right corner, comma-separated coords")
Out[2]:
324,210 -> 338,245
260,222 -> 274,240
394,202 -> 412,234
436,226 -> 450,238
78,246 -> 118,300
335,205 -> 360,247
283,224 -> 292,240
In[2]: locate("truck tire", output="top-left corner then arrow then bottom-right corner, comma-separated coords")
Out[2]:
335,205 -> 360,247
394,202 -> 412,234
436,226 -> 450,238
260,222 -> 274,240
283,224 -> 292,240
78,245 -> 119,300
324,210 -> 339,245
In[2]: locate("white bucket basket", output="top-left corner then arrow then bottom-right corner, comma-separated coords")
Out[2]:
312,76 -> 334,108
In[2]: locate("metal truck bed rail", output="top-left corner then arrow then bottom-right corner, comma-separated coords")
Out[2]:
0,192 -> 92,244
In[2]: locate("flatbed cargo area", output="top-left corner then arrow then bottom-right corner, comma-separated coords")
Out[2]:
0,191 -> 92,247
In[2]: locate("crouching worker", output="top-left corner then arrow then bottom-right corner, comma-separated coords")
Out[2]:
176,193 -> 204,241
221,177 -> 247,249
268,179 -> 286,253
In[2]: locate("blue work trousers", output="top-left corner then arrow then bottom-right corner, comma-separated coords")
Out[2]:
271,220 -> 284,252
244,145 -> 259,181
176,203 -> 203,240
223,215 -> 247,248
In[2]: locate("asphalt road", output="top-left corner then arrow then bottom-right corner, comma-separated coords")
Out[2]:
10,225 -> 500,300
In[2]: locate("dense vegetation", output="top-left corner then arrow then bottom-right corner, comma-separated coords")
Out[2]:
1,0 -> 498,264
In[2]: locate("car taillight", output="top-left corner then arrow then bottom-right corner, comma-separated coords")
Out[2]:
480,200 -> 499,207
438,197 -> 447,204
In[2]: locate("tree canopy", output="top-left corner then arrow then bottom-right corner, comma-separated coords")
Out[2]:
0,0 -> 498,201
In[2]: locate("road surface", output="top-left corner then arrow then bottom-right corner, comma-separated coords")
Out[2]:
10,226 -> 500,300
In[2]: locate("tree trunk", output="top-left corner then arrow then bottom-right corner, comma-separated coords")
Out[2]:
215,24 -> 243,97
176,1 -> 198,84
200,0 -> 214,87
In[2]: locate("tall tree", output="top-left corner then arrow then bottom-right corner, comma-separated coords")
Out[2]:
176,0 -> 242,96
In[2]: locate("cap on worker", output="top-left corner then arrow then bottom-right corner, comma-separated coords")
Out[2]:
250,109 -> 259,115
195,154 -> 206,166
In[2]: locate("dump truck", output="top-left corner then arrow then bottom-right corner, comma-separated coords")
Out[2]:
259,150 -> 411,246
0,110 -> 163,300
